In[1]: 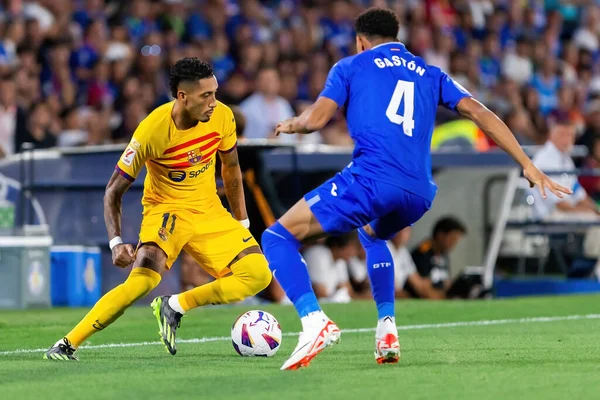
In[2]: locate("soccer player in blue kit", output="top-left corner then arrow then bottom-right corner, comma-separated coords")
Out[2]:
261,7 -> 571,371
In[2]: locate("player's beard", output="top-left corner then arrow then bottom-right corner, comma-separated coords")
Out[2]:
200,109 -> 214,122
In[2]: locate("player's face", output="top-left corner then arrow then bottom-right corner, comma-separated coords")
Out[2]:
185,76 -> 218,123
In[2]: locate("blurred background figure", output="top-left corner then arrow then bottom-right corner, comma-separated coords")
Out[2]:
410,217 -> 467,296
240,66 -> 295,142
303,233 -> 369,303
388,227 -> 445,299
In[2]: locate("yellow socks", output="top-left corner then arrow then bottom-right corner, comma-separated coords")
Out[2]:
178,253 -> 271,311
66,267 -> 161,347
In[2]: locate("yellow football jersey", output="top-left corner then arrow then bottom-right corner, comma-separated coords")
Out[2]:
116,100 -> 237,214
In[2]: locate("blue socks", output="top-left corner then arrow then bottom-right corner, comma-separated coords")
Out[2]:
261,221 -> 395,321
261,222 -> 321,318
358,227 -> 395,320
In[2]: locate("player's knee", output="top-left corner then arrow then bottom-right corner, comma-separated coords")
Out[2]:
358,226 -> 385,247
135,244 -> 167,272
236,253 -> 272,296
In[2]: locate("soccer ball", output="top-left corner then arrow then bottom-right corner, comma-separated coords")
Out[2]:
231,310 -> 282,357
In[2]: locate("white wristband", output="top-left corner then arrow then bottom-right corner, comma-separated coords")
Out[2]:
240,219 -> 250,229
109,236 -> 123,250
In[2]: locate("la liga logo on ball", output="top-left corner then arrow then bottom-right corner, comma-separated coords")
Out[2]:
231,310 -> 282,357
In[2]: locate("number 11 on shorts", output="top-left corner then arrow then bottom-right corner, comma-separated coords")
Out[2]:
161,213 -> 177,234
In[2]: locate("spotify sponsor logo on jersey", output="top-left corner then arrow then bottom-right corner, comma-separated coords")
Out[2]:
168,159 -> 214,182
189,159 -> 214,178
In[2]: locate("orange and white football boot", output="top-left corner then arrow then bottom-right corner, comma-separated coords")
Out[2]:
280,311 -> 341,371
375,316 -> 400,364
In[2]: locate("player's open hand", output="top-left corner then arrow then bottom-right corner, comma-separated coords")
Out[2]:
112,244 -> 135,268
523,163 -> 572,199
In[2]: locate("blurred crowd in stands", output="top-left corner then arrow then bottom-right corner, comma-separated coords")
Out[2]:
0,0 -> 600,157
3,0 -> 600,296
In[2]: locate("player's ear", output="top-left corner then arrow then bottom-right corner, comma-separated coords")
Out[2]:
356,35 -> 366,53
177,90 -> 187,103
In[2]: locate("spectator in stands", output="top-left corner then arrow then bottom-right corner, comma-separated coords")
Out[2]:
15,102 -> 57,151
529,120 -> 600,279
506,107 -> 540,146
410,217 -> 467,294
531,56 -> 561,116
579,136 -> 600,201
529,122 -> 599,220
0,75 -> 17,157
230,105 -> 246,138
303,233 -> 368,303
57,107 -> 87,147
578,99 -> 600,153
388,227 -> 445,299
501,37 -> 533,85
240,66 -> 295,141
548,86 -> 585,136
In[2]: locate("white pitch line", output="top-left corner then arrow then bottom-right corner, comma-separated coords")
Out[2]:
1,313 -> 599,356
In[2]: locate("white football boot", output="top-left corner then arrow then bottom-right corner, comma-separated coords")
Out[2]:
375,316 -> 400,364
280,311 -> 341,371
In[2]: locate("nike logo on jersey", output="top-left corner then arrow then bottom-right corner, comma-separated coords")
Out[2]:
242,236 -> 252,242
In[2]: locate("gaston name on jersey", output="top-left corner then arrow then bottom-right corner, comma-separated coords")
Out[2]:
116,100 -> 237,213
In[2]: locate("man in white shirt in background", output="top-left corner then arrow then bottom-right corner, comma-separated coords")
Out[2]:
529,121 -> 600,276
303,233 -> 368,303
0,75 -> 17,157
501,37 -> 533,85
347,227 -> 446,299
240,66 -> 295,142
530,122 -> 599,218
388,227 -> 446,299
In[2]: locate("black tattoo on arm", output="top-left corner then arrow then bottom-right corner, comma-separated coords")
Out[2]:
219,148 -> 247,221
104,171 -> 133,239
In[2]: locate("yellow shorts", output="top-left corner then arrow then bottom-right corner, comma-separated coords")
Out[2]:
138,207 -> 259,277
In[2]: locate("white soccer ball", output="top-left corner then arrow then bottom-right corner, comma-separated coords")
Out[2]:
231,310 -> 282,357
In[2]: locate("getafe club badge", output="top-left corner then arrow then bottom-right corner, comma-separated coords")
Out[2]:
187,148 -> 203,165
158,227 -> 169,241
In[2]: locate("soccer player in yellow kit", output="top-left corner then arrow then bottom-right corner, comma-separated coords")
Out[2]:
44,58 -> 272,360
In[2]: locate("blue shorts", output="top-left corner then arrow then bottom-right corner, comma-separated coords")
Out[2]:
305,168 -> 432,240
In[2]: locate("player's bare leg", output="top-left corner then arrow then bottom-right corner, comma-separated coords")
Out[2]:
45,245 -> 165,361
361,224 -> 400,364
262,198 -> 341,371
153,245 -> 271,355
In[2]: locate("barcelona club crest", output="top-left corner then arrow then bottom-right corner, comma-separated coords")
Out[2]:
187,148 -> 203,165
158,227 -> 169,241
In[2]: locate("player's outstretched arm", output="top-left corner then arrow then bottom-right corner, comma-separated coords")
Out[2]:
219,147 -> 249,224
275,97 -> 338,135
456,97 -> 572,199
104,171 -> 135,267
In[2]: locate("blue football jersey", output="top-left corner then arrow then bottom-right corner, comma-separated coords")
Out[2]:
320,42 -> 472,202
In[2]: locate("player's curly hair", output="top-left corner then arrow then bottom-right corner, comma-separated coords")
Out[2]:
169,57 -> 214,98
354,7 -> 400,39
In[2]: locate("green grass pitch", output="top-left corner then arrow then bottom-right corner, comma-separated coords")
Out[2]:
1,295 -> 600,400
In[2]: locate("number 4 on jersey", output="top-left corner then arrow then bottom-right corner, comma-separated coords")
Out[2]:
386,80 -> 415,137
